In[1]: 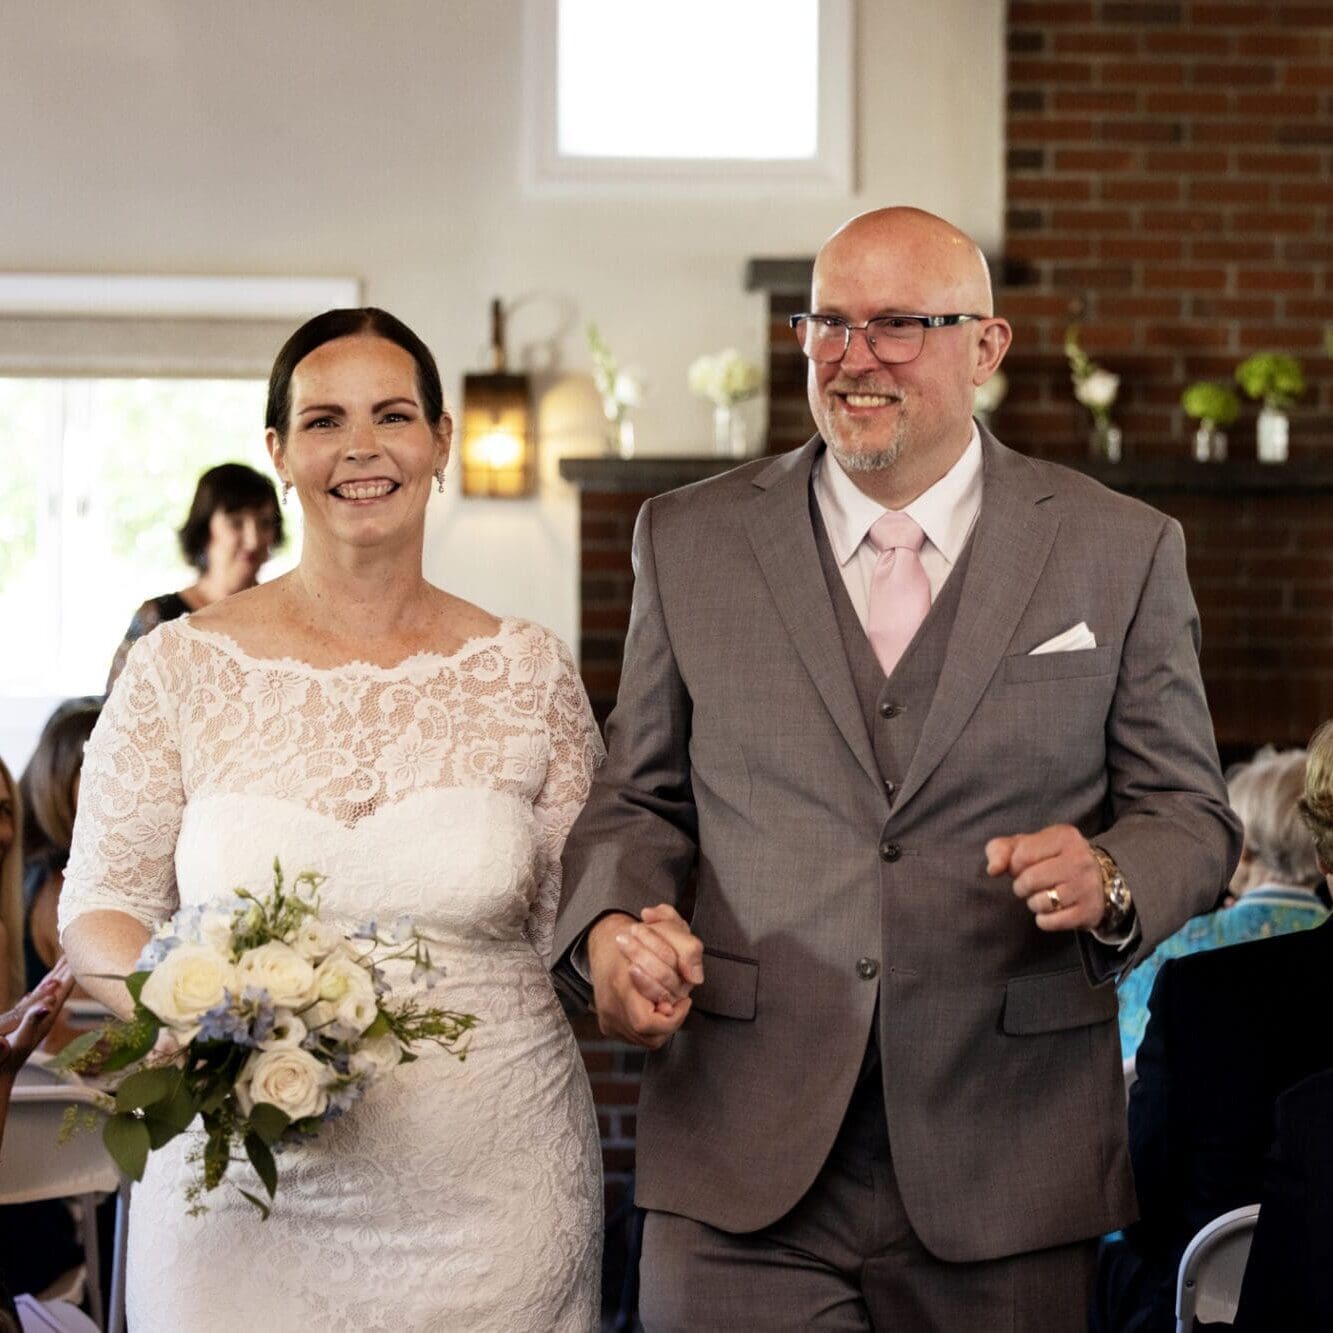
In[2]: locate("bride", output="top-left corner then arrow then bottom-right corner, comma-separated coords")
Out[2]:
60,309 -> 604,1331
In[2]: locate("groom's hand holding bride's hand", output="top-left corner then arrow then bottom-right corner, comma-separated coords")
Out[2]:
587,905 -> 705,1051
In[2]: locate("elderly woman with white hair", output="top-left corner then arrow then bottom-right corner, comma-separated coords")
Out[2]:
1117,746 -> 1327,1060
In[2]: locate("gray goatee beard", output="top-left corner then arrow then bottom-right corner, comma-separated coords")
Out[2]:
828,439 -> 903,473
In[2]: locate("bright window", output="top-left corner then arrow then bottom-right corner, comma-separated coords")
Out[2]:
526,0 -> 853,189
0,376 -> 292,707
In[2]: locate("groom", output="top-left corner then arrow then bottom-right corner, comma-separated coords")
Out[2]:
553,207 -> 1240,1329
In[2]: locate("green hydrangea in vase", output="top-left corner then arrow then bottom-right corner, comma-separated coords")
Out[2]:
1181,382 -> 1239,463
1235,353 -> 1304,464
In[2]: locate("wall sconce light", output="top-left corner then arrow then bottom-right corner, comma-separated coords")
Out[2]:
460,299 -> 534,498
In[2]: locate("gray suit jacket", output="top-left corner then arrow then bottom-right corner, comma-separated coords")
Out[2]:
552,431 -> 1241,1262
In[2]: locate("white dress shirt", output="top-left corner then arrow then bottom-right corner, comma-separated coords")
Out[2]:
812,426 -> 984,627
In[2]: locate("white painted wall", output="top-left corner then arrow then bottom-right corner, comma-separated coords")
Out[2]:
0,0 -> 1003,669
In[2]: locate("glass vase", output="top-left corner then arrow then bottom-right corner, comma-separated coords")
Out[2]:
612,416 -> 635,460
712,402 -> 749,459
1256,405 -> 1288,464
1089,417 -> 1122,463
1193,423 -> 1227,463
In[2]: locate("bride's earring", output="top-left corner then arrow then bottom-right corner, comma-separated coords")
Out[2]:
280,480 -> 292,506
435,468 -> 446,494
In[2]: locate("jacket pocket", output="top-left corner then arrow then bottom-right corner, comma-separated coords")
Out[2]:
998,644 -> 1116,685
691,949 -> 759,1021
1002,967 -> 1117,1035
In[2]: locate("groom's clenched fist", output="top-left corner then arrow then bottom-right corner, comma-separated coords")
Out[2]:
587,906 -> 704,1050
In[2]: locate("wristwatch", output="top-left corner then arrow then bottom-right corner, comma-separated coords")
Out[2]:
1089,844 -> 1132,932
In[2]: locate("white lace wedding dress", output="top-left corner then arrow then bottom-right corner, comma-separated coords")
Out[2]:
60,617 -> 605,1332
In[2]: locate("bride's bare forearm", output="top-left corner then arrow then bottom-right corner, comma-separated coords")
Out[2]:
61,911 -> 152,1020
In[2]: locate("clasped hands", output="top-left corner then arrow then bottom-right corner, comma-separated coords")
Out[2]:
589,824 -> 1105,1049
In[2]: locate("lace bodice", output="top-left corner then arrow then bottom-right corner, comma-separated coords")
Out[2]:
59,615 -> 606,1331
63,616 -> 603,963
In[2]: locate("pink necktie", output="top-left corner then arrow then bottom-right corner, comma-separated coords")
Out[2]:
866,511 -> 931,678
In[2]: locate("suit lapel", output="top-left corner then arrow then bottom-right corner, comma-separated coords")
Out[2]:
892,436 -> 1060,813
743,441 -> 883,791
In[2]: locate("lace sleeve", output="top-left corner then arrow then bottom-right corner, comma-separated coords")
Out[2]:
527,634 -> 604,965
61,632 -> 184,937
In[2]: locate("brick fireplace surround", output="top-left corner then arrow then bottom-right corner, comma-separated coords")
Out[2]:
567,0 -> 1332,1248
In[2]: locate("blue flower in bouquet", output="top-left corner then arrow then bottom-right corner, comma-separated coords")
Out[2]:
196,987 -> 277,1048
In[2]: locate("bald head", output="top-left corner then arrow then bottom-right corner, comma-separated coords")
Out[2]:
815,207 -> 995,318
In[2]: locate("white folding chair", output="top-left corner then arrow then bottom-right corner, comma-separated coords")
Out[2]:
1174,1202 -> 1262,1331
0,1077 -> 129,1333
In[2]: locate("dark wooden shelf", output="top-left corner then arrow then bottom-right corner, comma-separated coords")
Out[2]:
560,453 -> 1333,496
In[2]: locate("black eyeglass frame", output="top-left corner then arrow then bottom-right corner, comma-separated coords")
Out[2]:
788,312 -> 990,364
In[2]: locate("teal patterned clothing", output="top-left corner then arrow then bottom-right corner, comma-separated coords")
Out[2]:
1118,885 -> 1328,1060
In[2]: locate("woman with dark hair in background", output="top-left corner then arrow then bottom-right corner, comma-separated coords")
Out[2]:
19,699 -> 101,1052
105,462 -> 283,691
62,308 -> 603,1330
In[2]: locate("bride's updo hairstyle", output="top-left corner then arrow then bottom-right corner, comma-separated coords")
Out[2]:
1300,718 -> 1333,873
265,307 -> 448,440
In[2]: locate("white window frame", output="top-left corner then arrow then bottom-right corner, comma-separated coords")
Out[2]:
522,0 -> 855,194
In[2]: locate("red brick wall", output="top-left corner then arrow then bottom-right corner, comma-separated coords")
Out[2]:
1001,0 -> 1332,460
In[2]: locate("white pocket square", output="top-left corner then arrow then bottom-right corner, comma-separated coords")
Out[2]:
1029,622 -> 1097,655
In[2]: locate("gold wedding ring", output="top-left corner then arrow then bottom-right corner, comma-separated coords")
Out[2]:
1046,889 -> 1062,912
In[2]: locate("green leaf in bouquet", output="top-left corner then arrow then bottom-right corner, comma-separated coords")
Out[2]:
142,1078 -> 200,1148
362,1010 -> 391,1040
246,1102 -> 291,1147
124,971 -> 152,1005
114,1066 -> 180,1113
99,1000 -> 164,1073
243,1131 -> 279,1200
237,1189 -> 272,1221
48,1028 -> 110,1075
103,1113 -> 151,1182
202,1122 -> 231,1191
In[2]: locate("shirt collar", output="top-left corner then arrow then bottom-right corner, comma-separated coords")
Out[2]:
815,424 -> 984,568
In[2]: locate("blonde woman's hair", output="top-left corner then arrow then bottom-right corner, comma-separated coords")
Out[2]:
1301,720 -> 1333,873
0,755 -> 24,1009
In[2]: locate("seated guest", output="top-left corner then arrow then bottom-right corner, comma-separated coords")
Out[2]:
1231,1068 -> 1333,1331
1093,720 -> 1333,1332
105,462 -> 282,691
18,702 -> 100,1052
1118,746 -> 1326,1060
0,758 -> 21,1012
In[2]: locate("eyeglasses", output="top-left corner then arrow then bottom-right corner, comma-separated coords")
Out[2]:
788,313 -> 987,365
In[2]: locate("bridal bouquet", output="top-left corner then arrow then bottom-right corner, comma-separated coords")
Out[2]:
57,861 -> 477,1217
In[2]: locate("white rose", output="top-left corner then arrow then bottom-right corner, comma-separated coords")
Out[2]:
258,1009 -> 307,1051
236,941 -> 318,1009
1075,369 -> 1119,410
348,1033 -> 403,1083
236,1048 -> 330,1121
139,944 -> 237,1038
288,915 -> 343,965
306,954 -> 379,1036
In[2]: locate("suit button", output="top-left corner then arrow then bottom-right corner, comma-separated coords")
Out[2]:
878,701 -> 901,719
857,957 -> 880,980
879,840 -> 901,862
884,779 -> 897,799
